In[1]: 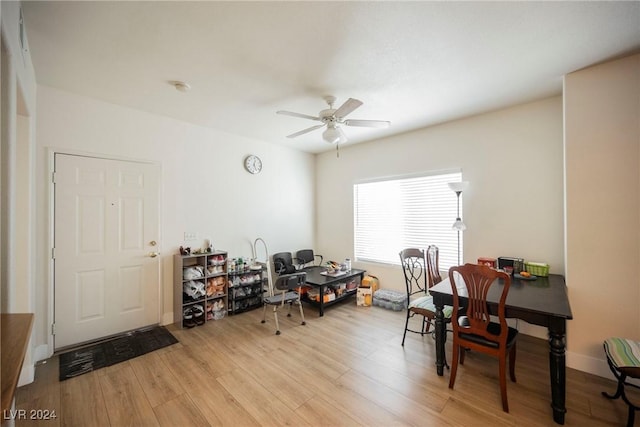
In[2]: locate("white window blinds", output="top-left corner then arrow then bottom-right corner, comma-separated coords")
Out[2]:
353,171 -> 462,270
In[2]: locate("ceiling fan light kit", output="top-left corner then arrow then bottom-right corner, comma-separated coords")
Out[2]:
276,96 -> 390,151
322,125 -> 342,144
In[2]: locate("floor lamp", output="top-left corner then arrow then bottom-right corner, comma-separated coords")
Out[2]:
448,181 -> 469,265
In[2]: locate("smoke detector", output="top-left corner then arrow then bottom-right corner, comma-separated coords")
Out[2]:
170,81 -> 191,92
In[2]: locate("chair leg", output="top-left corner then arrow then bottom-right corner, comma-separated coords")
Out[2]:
401,311 -> 411,346
261,303 -> 267,324
499,352 -> 509,413
509,343 -> 517,382
602,378 -> 625,400
627,404 -> 636,427
449,344 -> 459,389
297,299 -> 306,325
272,306 -> 281,335
602,369 -> 640,427
442,323 -> 450,370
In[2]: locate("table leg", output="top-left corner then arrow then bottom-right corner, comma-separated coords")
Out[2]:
548,318 -> 567,424
319,285 -> 325,317
434,301 -> 446,376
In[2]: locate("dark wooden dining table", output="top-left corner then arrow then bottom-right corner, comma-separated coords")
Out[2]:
430,273 -> 573,425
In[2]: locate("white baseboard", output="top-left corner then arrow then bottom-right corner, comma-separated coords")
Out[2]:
17,364 -> 34,387
566,350 -> 612,379
517,321 -> 547,339
16,344 -> 50,387
516,323 -> 630,383
33,343 -> 50,362
566,349 -> 640,386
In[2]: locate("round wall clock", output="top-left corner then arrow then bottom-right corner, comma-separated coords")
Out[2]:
244,155 -> 262,174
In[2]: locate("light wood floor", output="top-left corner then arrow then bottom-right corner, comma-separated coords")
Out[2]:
14,300 -> 636,426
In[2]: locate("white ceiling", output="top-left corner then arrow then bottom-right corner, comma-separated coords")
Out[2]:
21,1 -> 640,153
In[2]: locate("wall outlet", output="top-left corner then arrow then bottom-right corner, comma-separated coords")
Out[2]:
184,232 -> 197,241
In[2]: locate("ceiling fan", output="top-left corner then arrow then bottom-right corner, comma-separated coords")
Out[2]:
277,96 -> 390,145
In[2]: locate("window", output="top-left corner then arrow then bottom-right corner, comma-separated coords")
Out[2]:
353,171 -> 462,271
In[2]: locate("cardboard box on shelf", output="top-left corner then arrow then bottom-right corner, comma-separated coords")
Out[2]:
307,288 -> 335,303
329,281 -> 349,297
298,285 -> 312,295
306,288 -> 319,302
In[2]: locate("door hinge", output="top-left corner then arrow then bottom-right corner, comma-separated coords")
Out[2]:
51,247 -> 56,260
52,172 -> 57,184
51,323 -> 56,336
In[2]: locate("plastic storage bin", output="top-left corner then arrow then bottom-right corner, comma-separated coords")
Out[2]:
525,262 -> 549,277
372,289 -> 407,311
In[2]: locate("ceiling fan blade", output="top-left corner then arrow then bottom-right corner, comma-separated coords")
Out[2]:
276,110 -> 320,121
333,98 -> 363,118
344,119 -> 391,128
286,124 -> 325,138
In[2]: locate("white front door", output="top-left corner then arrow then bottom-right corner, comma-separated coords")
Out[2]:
53,154 -> 160,350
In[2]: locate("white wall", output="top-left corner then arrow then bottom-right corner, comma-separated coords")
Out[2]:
316,97 -> 564,340
316,96 -> 564,289
34,85 -> 315,356
315,54 -> 640,379
1,0 -> 38,385
14,0 -> 638,384
564,53 -> 640,378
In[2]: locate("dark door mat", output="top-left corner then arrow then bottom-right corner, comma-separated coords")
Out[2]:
58,326 -> 178,381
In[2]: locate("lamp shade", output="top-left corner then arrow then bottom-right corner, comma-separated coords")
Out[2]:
448,181 -> 469,193
452,218 -> 466,231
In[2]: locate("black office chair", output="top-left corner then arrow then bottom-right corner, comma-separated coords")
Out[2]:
272,252 -> 298,275
261,272 -> 307,335
296,249 -> 323,268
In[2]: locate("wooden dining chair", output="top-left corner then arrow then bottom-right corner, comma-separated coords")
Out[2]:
400,248 -> 451,347
426,245 -> 443,287
448,263 -> 519,413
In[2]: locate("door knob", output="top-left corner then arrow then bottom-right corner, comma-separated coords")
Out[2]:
148,251 -> 160,258
150,240 -> 157,246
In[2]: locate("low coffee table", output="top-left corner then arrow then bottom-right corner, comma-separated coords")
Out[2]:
300,266 -> 366,316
